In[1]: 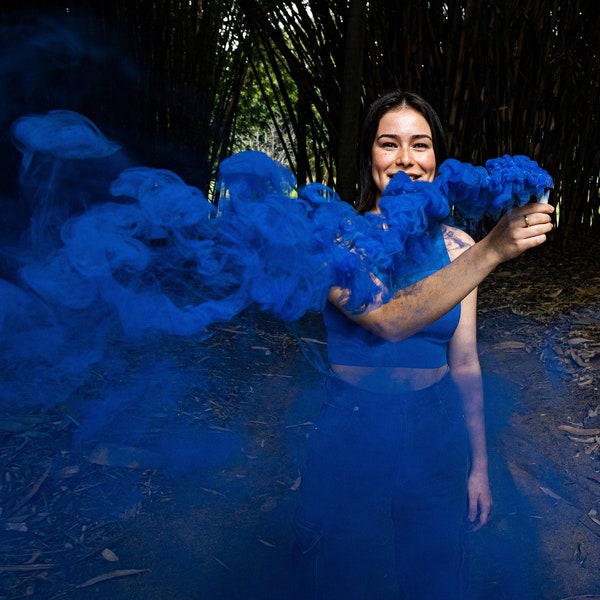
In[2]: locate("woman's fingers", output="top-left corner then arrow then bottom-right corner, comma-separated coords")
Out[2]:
513,202 -> 555,230
483,202 -> 555,263
511,203 -> 555,241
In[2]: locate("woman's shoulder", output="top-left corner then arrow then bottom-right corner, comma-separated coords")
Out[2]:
441,223 -> 475,260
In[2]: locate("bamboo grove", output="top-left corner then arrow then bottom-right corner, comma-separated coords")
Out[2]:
1,1 -> 598,244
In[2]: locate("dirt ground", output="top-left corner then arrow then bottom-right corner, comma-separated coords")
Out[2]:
1,237 -> 599,600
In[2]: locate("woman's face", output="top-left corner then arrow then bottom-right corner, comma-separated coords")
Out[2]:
370,107 -> 436,209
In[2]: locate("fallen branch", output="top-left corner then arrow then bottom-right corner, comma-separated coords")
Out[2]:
6,462 -> 52,517
577,517 -> 600,539
0,564 -> 55,573
558,425 -> 600,436
75,568 -> 151,589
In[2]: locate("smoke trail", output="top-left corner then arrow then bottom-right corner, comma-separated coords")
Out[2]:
3,110 -> 554,381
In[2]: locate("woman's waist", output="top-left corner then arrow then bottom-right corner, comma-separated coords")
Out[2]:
330,363 -> 450,394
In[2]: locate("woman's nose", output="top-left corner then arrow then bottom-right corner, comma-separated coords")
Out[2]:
395,148 -> 413,166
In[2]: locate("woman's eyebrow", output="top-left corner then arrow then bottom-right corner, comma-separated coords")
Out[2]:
376,133 -> 433,141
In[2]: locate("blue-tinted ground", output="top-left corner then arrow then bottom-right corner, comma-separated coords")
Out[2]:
2,247 -> 600,600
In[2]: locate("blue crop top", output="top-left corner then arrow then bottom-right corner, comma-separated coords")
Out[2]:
323,230 -> 461,369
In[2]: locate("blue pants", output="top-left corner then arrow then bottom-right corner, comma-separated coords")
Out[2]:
293,372 -> 469,599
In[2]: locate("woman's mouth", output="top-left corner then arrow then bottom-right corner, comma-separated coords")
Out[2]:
389,172 -> 420,181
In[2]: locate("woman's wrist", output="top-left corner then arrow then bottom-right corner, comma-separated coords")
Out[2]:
469,458 -> 489,474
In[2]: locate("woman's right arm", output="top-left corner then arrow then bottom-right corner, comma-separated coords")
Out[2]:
329,202 -> 554,341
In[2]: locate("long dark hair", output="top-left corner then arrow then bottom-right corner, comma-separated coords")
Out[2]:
355,90 -> 448,214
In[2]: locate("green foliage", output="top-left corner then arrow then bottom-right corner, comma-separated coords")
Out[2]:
231,41 -> 300,166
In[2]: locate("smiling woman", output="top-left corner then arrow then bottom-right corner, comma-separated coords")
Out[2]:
291,90 -> 555,599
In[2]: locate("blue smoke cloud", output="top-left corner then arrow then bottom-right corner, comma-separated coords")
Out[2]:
437,156 -> 553,219
2,110 -> 553,405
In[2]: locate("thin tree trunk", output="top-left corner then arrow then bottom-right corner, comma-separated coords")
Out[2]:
335,0 -> 367,204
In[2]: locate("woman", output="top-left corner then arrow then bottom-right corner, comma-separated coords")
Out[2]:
292,90 -> 554,599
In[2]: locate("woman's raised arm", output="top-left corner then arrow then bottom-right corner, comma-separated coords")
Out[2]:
329,202 -> 554,341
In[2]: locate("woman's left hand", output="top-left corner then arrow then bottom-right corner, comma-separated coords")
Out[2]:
466,467 -> 493,532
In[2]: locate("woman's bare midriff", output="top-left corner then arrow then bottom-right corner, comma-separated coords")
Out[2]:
331,364 -> 450,394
